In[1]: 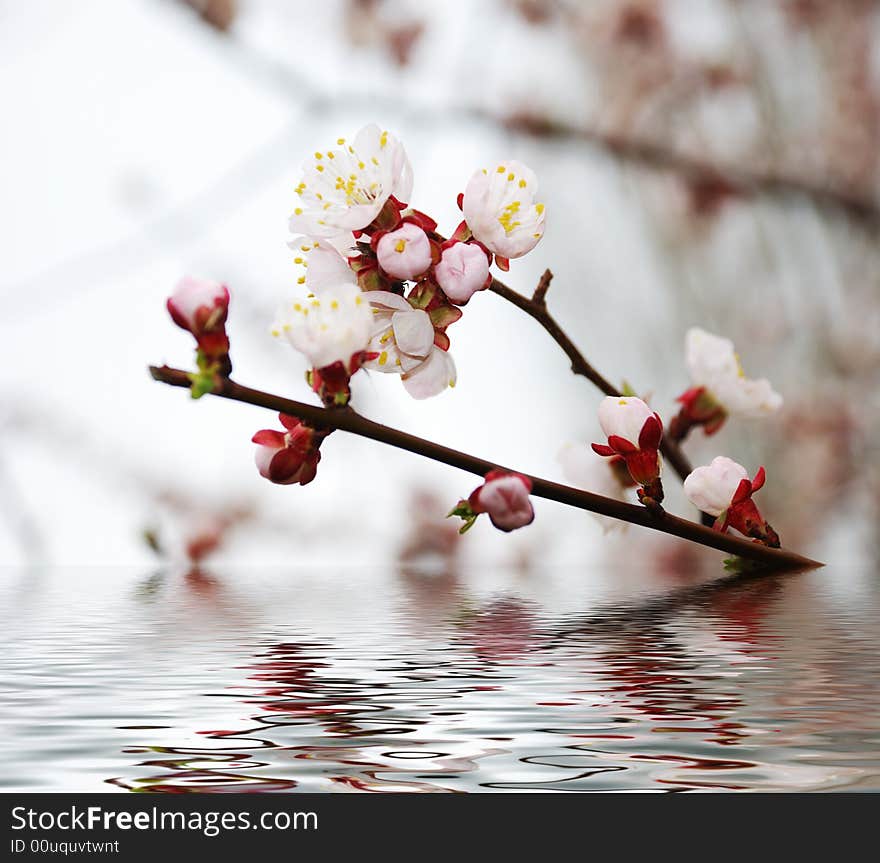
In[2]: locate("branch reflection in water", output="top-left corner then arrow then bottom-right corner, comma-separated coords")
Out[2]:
90,562 -> 880,793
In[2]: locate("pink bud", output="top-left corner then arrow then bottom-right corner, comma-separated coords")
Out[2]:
375,223 -> 432,280
167,276 -> 230,359
469,470 -> 535,532
167,276 -> 229,335
434,242 -> 490,304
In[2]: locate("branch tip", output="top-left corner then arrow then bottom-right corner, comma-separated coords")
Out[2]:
531,269 -> 553,306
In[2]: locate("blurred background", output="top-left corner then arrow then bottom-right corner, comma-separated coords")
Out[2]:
1,0 -> 878,575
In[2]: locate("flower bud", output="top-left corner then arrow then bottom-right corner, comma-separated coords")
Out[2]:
468,470 -> 535,532
167,276 -> 230,359
683,456 -> 748,517
434,242 -> 491,304
684,457 -> 779,546
252,414 -> 321,486
592,396 -> 664,503
375,223 -> 432,280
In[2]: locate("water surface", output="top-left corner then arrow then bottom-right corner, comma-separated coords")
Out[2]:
1,564 -> 878,792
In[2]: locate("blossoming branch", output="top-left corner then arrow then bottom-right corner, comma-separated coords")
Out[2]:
153,122 -> 819,571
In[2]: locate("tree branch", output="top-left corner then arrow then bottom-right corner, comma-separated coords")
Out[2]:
149,364 -> 822,571
503,114 -> 880,228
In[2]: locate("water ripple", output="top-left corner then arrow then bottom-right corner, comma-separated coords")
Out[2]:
0,564 -> 878,792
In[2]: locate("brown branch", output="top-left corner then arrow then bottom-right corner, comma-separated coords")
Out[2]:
487,277 -> 696,485
531,268 -> 553,306
149,364 -> 822,571
503,114 -> 880,227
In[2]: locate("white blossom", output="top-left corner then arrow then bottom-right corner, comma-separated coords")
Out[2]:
288,124 -> 413,238
273,282 -> 372,370
461,160 -> 546,259
686,327 -> 782,416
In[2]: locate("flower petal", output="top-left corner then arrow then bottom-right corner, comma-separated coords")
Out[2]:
391,309 -> 434,358
402,348 -> 456,399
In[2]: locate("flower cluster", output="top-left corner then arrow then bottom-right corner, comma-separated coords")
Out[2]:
564,330 -> 784,547
274,123 -> 546,405
162,122 -> 789,555
166,123 -> 546,510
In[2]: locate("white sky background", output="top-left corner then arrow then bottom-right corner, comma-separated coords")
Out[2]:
0,0 -> 876,569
